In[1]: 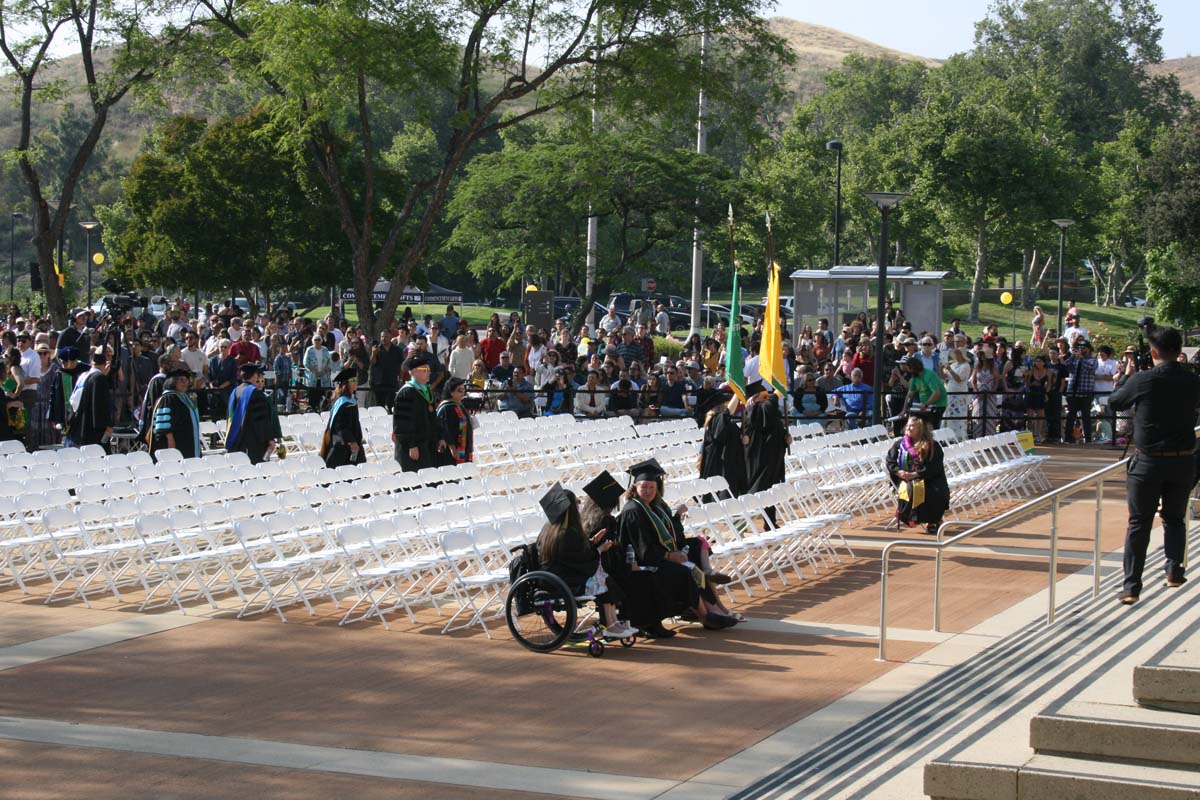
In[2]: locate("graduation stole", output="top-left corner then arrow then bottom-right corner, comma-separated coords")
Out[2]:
405,378 -> 432,405
327,395 -> 355,431
436,400 -> 468,460
225,383 -> 256,449
631,498 -> 676,552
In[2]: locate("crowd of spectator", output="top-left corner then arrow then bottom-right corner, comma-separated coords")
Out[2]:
0,295 -> 1185,455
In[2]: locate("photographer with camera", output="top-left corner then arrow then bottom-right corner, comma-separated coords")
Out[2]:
1108,323 -> 1200,604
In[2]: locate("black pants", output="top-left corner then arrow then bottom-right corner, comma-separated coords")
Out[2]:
372,386 -> 397,413
1043,393 -> 1061,442
1123,453 -> 1194,597
1065,395 -> 1092,443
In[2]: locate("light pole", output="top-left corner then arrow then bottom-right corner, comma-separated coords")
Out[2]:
9,212 -> 23,302
1051,219 -> 1074,336
79,222 -> 100,305
826,140 -> 843,266
866,191 -> 908,426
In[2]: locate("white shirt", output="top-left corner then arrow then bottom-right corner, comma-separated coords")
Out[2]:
1094,357 -> 1118,395
654,310 -> 670,336
600,314 -> 622,335
1064,325 -> 1088,347
743,354 -> 762,385
19,347 -> 41,382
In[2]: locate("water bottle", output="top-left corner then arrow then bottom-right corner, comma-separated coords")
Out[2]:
625,544 -> 637,571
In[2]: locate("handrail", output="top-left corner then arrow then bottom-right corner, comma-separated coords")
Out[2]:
874,432 -> 1200,661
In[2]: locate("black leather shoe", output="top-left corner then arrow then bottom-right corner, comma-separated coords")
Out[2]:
642,623 -> 676,639
1119,594 -> 1139,605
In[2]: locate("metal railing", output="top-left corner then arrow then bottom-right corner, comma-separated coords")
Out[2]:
876,427 -> 1200,661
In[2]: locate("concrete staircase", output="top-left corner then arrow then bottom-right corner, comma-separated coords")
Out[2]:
926,610 -> 1200,800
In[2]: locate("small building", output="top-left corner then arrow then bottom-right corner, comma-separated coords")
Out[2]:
788,265 -> 950,343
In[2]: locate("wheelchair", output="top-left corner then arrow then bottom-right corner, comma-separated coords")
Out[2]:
504,570 -> 637,658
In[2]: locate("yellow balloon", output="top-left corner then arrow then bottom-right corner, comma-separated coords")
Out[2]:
525,284 -> 539,293
1000,291 -> 1013,305
92,252 -> 105,265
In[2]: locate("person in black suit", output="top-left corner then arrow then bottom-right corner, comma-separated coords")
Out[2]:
1108,325 -> 1200,604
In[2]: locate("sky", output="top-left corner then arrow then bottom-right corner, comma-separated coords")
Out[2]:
771,0 -> 1198,60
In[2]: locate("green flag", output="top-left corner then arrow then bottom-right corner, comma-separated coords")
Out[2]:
725,268 -> 746,401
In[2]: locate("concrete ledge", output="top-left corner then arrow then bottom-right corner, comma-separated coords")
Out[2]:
1134,664 -> 1200,714
924,760 -> 1018,800
1018,754 -> 1200,799
1031,699 -> 1200,767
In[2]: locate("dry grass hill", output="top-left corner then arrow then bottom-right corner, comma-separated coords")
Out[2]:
1148,55 -> 1200,101
767,17 -> 942,100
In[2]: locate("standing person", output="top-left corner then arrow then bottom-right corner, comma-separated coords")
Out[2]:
302,333 -> 333,412
904,357 -> 948,429
969,347 -> 1001,438
1093,344 -> 1119,443
698,392 -> 748,497
1108,326 -> 1200,604
447,334 -> 474,380
208,340 -> 238,419
744,382 -> 791,524
46,347 -> 88,444
435,377 -> 474,464
941,348 -> 972,441
368,332 -> 403,412
392,353 -> 445,472
1031,306 -> 1045,347
1024,355 -> 1051,443
147,369 -> 202,460
1044,347 -> 1068,443
2,348 -> 27,444
1063,340 -> 1097,444
225,364 -> 274,464
322,368 -> 365,468
885,415 -> 950,535
15,332 -> 41,422
66,351 -> 113,449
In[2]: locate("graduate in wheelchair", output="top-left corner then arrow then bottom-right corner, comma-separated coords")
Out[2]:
505,484 -> 637,656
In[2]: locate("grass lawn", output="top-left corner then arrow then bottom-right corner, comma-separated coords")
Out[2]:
943,300 -> 1145,343
304,304 -> 516,328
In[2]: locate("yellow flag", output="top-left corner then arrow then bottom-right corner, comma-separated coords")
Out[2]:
760,261 -> 788,394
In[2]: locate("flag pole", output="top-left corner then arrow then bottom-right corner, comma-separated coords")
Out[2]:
766,212 -> 790,451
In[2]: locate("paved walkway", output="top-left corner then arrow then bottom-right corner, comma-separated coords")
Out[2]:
0,444 -> 1157,799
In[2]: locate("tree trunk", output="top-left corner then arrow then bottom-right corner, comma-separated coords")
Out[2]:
570,281 -> 607,336
968,215 -> 988,324
1020,248 -> 1033,308
32,202 -> 69,329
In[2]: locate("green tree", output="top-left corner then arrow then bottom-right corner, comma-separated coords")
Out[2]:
101,112 -> 347,308
1140,114 -> 1200,325
201,0 -> 787,338
447,129 -> 737,332
0,0 -> 206,326
902,56 -> 1076,322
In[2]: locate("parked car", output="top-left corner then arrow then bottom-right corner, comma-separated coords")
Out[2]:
1120,295 -> 1148,308
146,295 -> 169,319
701,303 -> 756,327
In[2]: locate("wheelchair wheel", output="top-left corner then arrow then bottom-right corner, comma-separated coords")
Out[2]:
506,570 -> 577,653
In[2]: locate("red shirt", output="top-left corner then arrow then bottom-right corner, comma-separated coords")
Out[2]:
229,339 -> 261,365
480,337 -> 506,370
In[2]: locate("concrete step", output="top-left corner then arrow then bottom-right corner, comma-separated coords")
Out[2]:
1030,699 -> 1200,767
926,753 -> 1200,800
1135,640 -> 1200,714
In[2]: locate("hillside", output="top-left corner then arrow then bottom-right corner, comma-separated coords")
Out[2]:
767,17 -> 942,100
1148,55 -> 1200,101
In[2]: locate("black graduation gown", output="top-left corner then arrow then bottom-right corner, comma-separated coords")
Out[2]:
227,384 -> 272,464
67,371 -> 113,447
47,363 -> 88,432
579,511 -> 635,613
745,398 -> 788,493
149,391 -> 201,459
136,373 -> 168,438
324,401 -> 366,468
885,439 -> 950,526
700,409 -> 748,497
616,500 -> 700,618
537,525 -> 600,596
392,383 -> 440,472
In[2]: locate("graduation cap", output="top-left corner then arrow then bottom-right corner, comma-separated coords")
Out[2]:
695,390 -> 734,418
582,470 -> 624,510
167,368 -> 192,379
56,346 -> 80,362
333,367 -> 358,384
743,380 -> 766,397
403,353 -> 433,372
539,482 -> 576,523
240,363 -> 263,380
628,458 -> 666,484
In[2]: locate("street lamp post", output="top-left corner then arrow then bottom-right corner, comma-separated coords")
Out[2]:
9,212 -> 23,302
1051,219 -> 1074,336
866,191 -> 908,426
79,222 -> 101,306
826,140 -> 843,266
